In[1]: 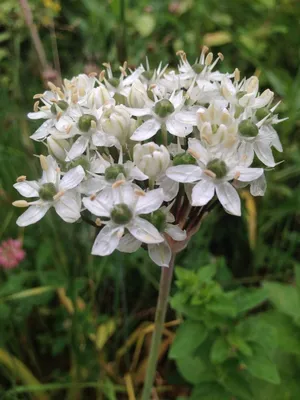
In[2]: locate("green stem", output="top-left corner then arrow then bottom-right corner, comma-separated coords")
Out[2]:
141,253 -> 175,400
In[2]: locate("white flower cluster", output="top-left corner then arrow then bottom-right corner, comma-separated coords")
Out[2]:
13,48 -> 285,267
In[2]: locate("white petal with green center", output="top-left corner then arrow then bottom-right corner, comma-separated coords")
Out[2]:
117,233 -> 141,253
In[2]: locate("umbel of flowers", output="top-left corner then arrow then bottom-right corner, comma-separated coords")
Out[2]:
13,48 -> 284,265
13,48 -> 284,398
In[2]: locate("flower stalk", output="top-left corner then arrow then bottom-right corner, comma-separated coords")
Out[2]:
141,253 -> 176,400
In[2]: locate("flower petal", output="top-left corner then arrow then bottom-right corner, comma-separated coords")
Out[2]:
148,241 -> 171,267
59,166 -> 85,191
128,217 -> 164,244
236,167 -> 263,182
66,136 -> 89,161
188,138 -> 210,164
192,179 -> 215,206
92,225 -> 122,256
166,118 -> 193,137
131,118 -> 161,141
13,181 -> 40,198
250,174 -> 267,196
54,191 -> 81,223
30,119 -> 53,140
216,182 -> 241,216
82,192 -> 111,217
165,224 -> 187,241
166,165 -> 203,183
253,141 -> 275,167
16,204 -> 51,227
135,188 -> 164,215
117,233 -> 141,253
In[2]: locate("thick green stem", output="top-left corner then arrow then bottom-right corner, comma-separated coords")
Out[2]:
141,254 -> 175,400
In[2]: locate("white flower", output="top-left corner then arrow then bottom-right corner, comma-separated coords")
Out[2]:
103,63 -> 144,97
117,207 -> 186,267
197,103 -> 238,147
13,156 -> 85,226
129,91 -> 195,141
166,139 -> 263,216
80,159 -> 147,195
133,142 -> 170,179
82,184 -> 165,256
100,104 -> 136,145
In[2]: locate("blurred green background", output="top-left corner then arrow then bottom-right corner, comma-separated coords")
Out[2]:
0,0 -> 300,399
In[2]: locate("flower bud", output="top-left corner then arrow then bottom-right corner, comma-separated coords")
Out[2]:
128,80 -> 147,108
111,203 -> 132,224
50,100 -> 68,115
47,137 -> 70,162
105,164 -> 126,181
153,99 -> 175,118
87,86 -> 111,108
101,106 -> 133,145
256,107 -> 270,121
133,142 -> 170,179
78,114 -> 97,132
39,183 -> 57,201
173,152 -> 196,166
206,159 -> 228,179
238,120 -> 259,137
141,209 -> 166,232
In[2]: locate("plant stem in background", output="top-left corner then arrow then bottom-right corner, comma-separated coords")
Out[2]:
141,254 -> 175,400
117,0 -> 127,62
19,0 -> 48,72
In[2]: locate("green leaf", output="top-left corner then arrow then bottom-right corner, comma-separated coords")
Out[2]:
264,281 -> 300,320
197,264 -> 217,282
262,311 -> 300,355
190,383 -> 232,400
210,336 -> 230,364
176,356 -> 215,385
236,316 -> 278,356
221,362 -> 253,400
244,352 -> 280,384
235,288 -> 268,313
170,321 -> 207,359
227,333 -> 253,357
207,296 -> 238,318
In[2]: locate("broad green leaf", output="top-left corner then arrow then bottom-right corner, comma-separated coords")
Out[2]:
235,288 -> 268,314
236,316 -> 277,356
190,383 -> 232,400
197,264 -> 217,282
244,353 -> 280,384
227,333 -> 253,357
170,321 -> 207,359
207,296 -> 238,318
221,362 -> 253,400
264,281 -> 300,320
176,356 -> 215,385
210,336 -> 230,364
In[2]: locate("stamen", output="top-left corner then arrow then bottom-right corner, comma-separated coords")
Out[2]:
95,218 -> 102,226
12,200 -> 29,208
112,179 -> 126,188
53,191 -> 65,201
187,149 -> 200,159
33,101 -> 40,112
204,169 -> 216,179
234,171 -> 241,180
33,93 -> 44,99
134,189 -> 146,197
40,155 -> 48,171
90,194 -> 96,201
16,175 -> 27,182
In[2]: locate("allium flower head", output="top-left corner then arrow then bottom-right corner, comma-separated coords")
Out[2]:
13,49 -> 285,267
